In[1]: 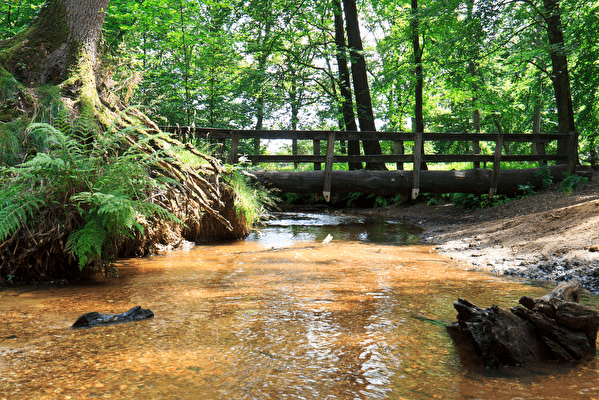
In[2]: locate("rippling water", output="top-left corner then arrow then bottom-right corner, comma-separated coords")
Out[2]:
1,214 -> 599,399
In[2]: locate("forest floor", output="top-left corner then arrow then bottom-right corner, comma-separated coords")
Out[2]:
349,170 -> 599,294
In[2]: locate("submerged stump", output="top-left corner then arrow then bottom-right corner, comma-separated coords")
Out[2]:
447,280 -> 599,367
72,306 -> 154,328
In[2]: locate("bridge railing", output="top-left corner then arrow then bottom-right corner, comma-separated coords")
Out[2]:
160,126 -> 578,199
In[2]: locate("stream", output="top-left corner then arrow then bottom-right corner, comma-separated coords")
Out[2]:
1,213 -> 599,399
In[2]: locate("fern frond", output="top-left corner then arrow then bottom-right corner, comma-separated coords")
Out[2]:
65,218 -> 107,270
0,187 -> 45,242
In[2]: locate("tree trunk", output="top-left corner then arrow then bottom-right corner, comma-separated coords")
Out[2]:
411,0 -> 427,171
542,0 -> 576,155
333,0 -> 362,171
248,164 -> 591,196
466,0 -> 481,168
0,0 -> 111,125
1,0 -> 109,86
342,0 -> 386,170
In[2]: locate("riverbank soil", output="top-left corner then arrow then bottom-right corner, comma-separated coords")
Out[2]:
350,170 -> 599,293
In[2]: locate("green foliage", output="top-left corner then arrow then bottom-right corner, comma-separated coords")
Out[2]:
560,173 -> 588,194
517,184 -> 536,198
0,119 -> 179,272
0,1 -> 45,40
425,193 -> 451,206
451,193 -> 509,210
343,192 -> 403,208
536,164 -> 553,190
0,184 -> 45,242
226,170 -> 276,226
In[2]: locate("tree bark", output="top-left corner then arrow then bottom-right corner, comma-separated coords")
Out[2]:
342,0 -> 386,170
542,0 -> 576,155
333,0 -> 362,171
467,0 -> 481,168
1,0 -> 110,86
411,0 -> 427,171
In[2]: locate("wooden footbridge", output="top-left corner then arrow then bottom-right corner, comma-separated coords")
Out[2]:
161,126 -> 587,201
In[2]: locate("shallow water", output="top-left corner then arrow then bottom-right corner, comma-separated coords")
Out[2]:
1,214 -> 599,399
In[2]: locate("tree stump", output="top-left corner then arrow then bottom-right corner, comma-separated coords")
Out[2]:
447,280 -> 599,367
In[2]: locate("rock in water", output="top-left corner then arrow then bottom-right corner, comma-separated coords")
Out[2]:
447,280 -> 599,367
72,306 -> 154,328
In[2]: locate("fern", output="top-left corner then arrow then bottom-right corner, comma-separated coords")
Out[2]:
0,186 -> 45,242
65,218 -> 107,269
2,116 -> 184,275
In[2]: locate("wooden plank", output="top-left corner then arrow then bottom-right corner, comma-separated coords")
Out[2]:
412,131 -> 423,199
490,133 -> 504,197
160,126 -> 570,142
246,153 -> 566,165
323,132 -> 336,202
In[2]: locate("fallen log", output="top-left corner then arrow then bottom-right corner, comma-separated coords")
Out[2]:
447,280 -> 599,367
72,306 -> 154,328
249,165 -> 592,196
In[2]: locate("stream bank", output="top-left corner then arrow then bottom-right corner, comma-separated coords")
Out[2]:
345,170 -> 599,293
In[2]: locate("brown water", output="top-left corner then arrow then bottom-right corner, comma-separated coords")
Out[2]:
1,215 -> 599,399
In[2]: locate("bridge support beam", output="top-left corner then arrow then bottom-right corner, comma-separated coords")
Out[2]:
248,165 -> 592,198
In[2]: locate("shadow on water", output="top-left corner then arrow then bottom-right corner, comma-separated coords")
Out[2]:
1,213 -> 599,399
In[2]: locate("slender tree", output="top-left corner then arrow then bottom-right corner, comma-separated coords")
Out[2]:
342,0 -> 386,170
411,0 -> 427,170
542,0 -> 575,155
333,0 -> 362,170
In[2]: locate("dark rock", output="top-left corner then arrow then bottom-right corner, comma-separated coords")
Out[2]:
72,306 -> 154,328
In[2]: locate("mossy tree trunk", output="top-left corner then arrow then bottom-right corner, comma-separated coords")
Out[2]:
1,0 -> 110,120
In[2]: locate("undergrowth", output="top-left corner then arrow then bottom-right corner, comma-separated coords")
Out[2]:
0,117 -> 180,281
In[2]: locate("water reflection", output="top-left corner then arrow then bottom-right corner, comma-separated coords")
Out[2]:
248,212 -> 423,247
1,214 -> 599,399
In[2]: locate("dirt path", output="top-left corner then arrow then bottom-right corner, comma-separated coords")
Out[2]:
350,171 -> 599,293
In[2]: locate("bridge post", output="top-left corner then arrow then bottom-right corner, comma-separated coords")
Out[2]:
412,131 -> 423,199
489,133 -> 503,197
323,132 -> 336,202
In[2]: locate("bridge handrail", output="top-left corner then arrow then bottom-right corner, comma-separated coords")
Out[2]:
159,126 -> 578,200
159,126 -> 569,143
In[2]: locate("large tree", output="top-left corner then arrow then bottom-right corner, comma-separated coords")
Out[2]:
1,0 -> 111,121
0,0 -> 249,281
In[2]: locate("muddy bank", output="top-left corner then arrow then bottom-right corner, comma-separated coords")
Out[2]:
346,171 -> 599,294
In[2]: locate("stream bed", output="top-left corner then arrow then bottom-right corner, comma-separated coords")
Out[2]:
1,213 -> 599,399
